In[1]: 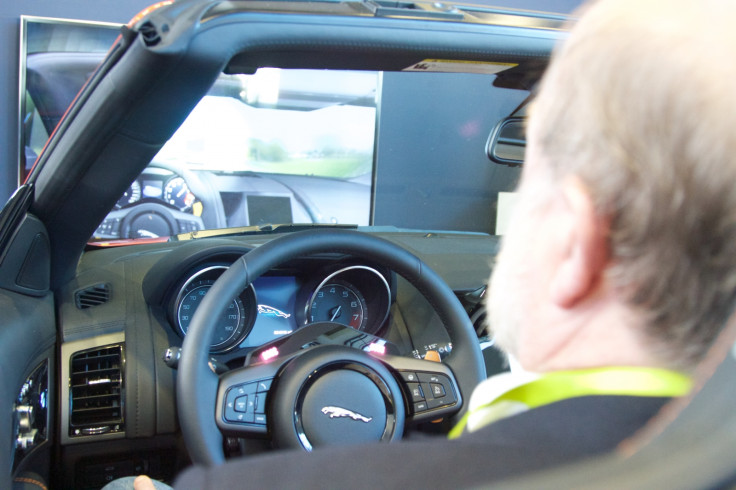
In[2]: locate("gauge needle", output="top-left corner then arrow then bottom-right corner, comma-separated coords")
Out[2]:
330,306 -> 342,321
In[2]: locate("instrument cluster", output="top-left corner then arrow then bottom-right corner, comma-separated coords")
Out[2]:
169,262 -> 392,353
116,167 -> 199,213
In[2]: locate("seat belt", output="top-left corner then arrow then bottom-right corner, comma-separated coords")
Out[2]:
448,366 -> 692,439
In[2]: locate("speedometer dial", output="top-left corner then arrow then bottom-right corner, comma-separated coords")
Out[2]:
308,282 -> 367,330
178,279 -> 246,350
116,180 -> 141,208
173,265 -> 256,352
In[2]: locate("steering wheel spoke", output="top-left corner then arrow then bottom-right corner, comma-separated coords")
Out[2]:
216,360 -> 284,437
380,355 -> 462,423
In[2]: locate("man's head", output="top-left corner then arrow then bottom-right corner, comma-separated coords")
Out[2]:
489,0 -> 736,372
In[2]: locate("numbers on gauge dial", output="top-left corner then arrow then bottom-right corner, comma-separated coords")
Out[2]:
164,176 -> 196,211
177,279 -> 246,350
116,180 -> 141,208
308,282 -> 367,330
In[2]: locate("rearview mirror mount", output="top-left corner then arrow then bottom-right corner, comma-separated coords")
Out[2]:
486,117 -> 525,166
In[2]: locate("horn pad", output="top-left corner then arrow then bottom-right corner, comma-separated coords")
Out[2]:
270,344 -> 405,450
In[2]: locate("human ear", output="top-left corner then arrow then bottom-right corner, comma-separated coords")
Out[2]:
549,176 -> 610,308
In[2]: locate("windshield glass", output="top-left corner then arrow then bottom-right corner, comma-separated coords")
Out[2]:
90,67 -> 528,241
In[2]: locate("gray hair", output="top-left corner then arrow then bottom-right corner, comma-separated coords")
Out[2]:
530,0 -> 736,369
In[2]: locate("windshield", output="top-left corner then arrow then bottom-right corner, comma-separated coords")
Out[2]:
89,67 -> 527,241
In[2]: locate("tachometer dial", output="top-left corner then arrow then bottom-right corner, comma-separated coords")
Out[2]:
308,281 -> 367,330
303,266 -> 391,335
164,176 -> 196,211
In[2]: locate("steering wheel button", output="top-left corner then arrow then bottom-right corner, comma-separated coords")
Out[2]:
400,371 -> 419,383
224,403 -> 239,422
234,395 -> 248,413
413,401 -> 428,413
255,394 -> 266,414
254,414 -> 267,425
226,388 -> 240,405
257,379 -> 272,393
430,383 -> 445,398
417,373 -> 442,384
427,395 -> 455,410
408,383 -> 425,402
426,398 -> 443,410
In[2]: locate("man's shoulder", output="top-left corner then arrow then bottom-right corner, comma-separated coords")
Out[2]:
464,394 -> 671,456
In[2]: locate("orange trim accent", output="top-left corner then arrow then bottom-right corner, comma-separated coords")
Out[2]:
13,476 -> 48,490
424,350 -> 442,363
424,350 -> 445,423
127,0 -> 175,28
88,236 -> 170,247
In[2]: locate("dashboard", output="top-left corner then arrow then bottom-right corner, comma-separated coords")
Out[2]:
64,230 -> 497,366
54,230 -> 496,486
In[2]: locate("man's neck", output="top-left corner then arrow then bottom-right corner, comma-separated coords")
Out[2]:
516,300 -> 670,373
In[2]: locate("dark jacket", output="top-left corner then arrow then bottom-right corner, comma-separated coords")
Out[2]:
175,395 -> 670,489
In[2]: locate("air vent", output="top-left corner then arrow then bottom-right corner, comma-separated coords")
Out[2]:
472,306 -> 508,376
470,305 -> 487,336
75,283 -> 111,309
139,21 -> 161,46
69,344 -> 124,437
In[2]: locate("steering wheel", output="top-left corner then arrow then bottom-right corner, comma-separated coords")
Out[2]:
177,229 -> 486,465
100,202 -> 204,239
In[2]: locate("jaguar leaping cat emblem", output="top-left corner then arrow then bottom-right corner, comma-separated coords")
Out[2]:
321,406 -> 373,423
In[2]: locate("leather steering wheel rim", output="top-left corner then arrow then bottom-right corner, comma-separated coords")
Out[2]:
177,228 -> 486,465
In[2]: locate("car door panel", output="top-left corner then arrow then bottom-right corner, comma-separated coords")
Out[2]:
0,211 -> 55,487
0,290 -> 55,488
